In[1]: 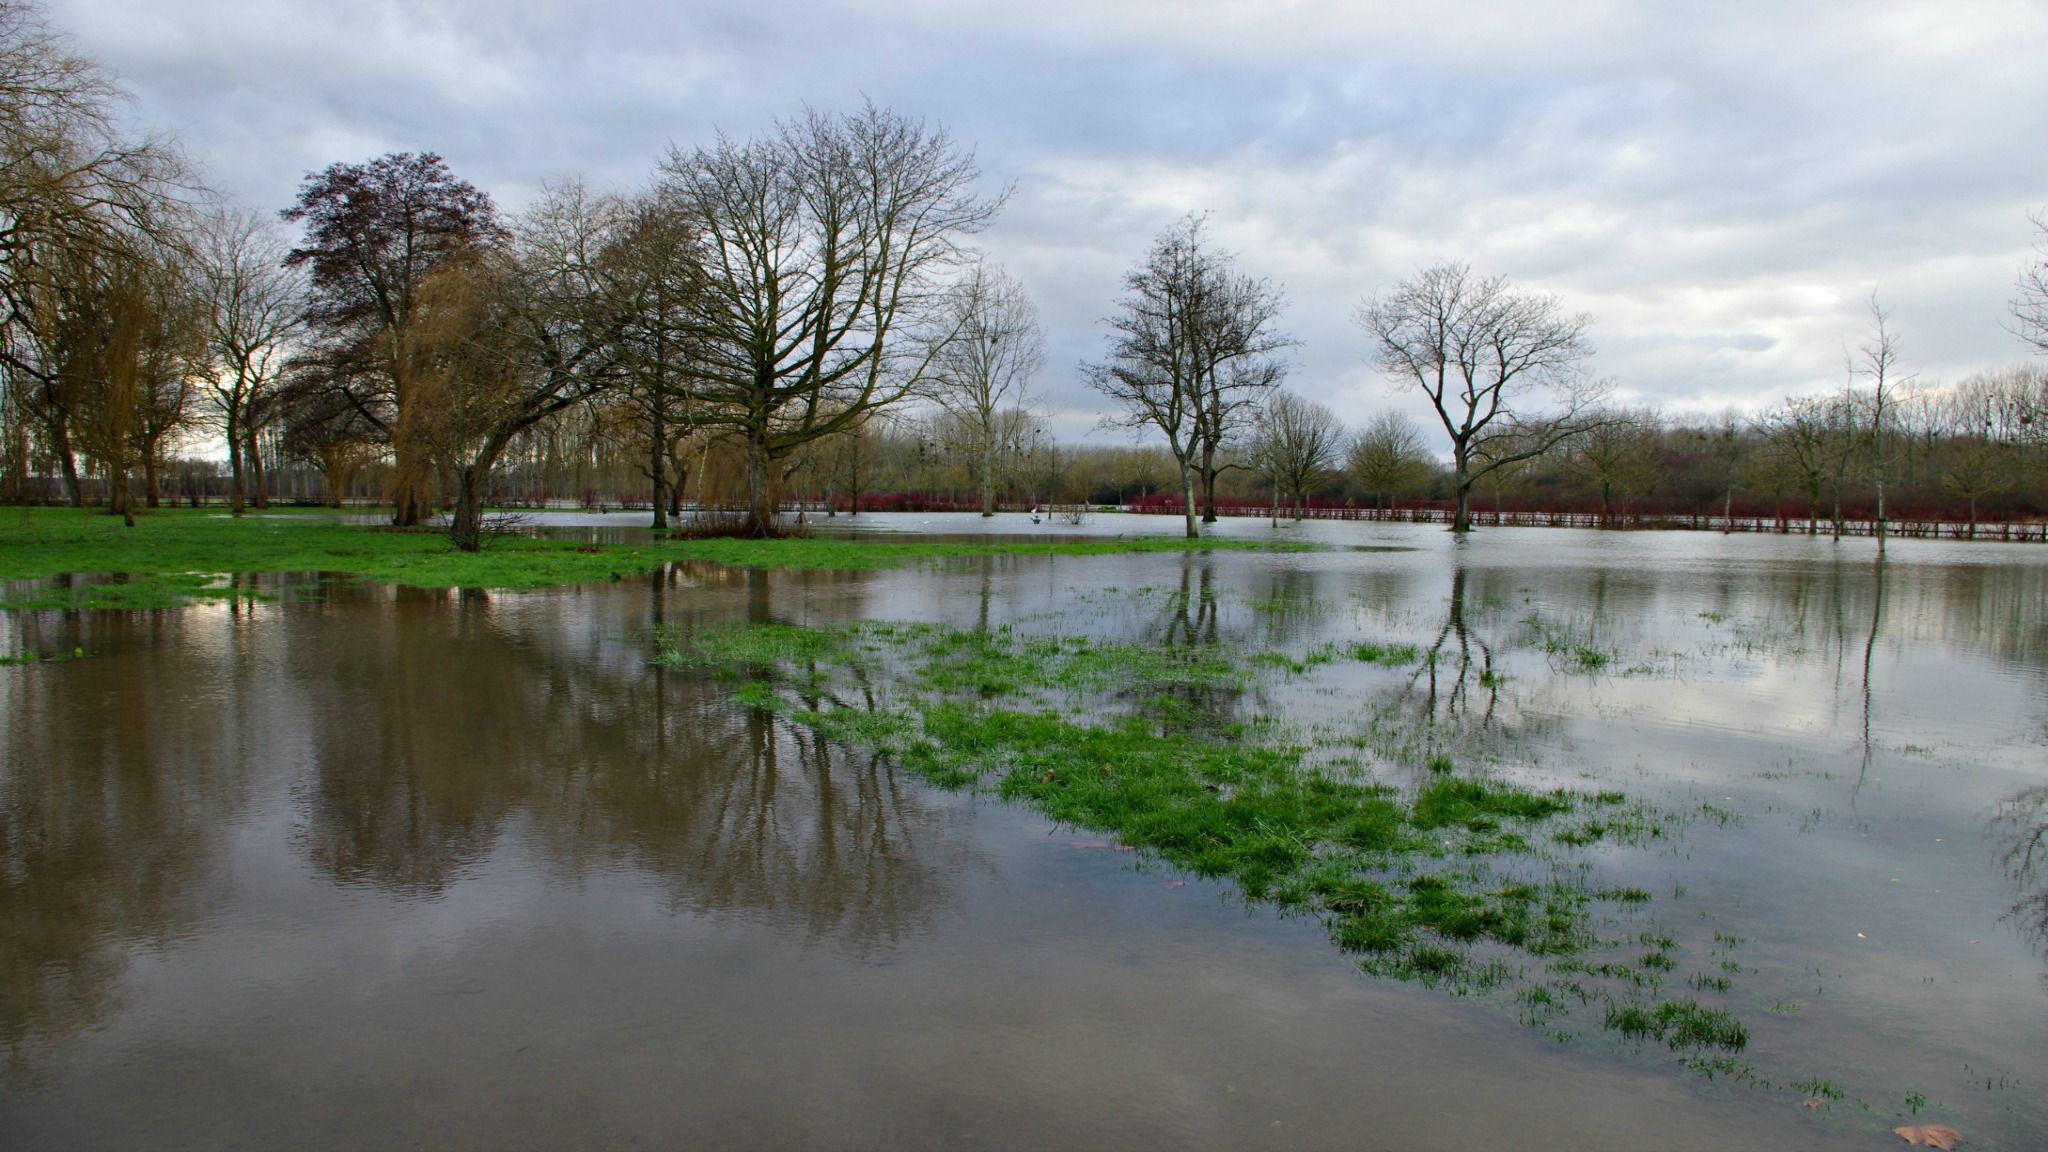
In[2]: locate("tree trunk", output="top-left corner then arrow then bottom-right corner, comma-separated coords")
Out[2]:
1198,440 -> 1218,524
54,424 -> 82,508
648,406 -> 668,531
981,435 -> 996,517
226,411 -> 246,516
246,431 -> 269,510
143,452 -> 161,509
744,432 -> 777,537
450,436 -> 512,553
1179,460 -> 1199,539
1450,451 -> 1473,533
108,466 -> 134,527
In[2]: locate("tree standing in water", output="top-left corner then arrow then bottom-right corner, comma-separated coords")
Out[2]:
1357,262 -> 1605,532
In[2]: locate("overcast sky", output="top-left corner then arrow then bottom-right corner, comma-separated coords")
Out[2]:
47,0 -> 2048,445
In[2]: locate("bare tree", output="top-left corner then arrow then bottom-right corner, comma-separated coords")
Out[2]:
1345,410 -> 1433,510
1357,262 -> 1605,532
196,204 -> 300,514
1848,290 -> 1909,547
926,258 -> 1043,517
1249,389 -> 1343,519
659,103 -> 1003,536
598,189 -> 701,530
1164,216 -> 1291,523
1087,221 -> 1209,538
2015,211 -> 2048,357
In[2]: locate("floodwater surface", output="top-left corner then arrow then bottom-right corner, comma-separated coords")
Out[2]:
1,516 -> 2043,1149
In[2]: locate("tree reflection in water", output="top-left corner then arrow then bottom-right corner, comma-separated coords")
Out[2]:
1991,782 -> 2048,976
0,609 -> 250,1072
296,572 -> 970,956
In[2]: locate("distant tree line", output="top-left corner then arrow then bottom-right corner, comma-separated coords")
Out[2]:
4,0 -> 2045,543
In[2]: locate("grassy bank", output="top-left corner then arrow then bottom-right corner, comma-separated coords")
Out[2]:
654,619 -> 1758,1071
0,507 -> 1303,610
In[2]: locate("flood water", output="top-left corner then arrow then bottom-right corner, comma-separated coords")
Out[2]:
2,515 -> 2043,1150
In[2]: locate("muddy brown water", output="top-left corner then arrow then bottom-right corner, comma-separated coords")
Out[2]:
1,515 -> 2042,1149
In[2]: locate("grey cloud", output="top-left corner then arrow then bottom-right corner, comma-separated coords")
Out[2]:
49,0 -> 2048,441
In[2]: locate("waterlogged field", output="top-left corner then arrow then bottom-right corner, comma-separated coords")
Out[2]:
1,511 -> 2042,1149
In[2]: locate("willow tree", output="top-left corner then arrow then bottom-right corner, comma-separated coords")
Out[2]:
402,183 -> 628,552
282,151 -> 503,526
660,103 -> 1003,536
1357,262 -> 1604,532
0,0 -> 186,506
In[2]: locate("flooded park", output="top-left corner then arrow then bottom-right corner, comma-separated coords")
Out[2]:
1,515 -> 2044,1150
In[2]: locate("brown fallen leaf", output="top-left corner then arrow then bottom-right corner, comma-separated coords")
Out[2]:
1799,1098 -> 1825,1110
1892,1124 -> 1962,1150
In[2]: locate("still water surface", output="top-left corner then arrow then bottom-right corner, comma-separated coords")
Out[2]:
1,516 -> 2043,1149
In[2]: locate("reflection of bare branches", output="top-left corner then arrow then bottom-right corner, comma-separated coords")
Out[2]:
1155,559 -> 1218,648
294,574 -> 970,959
1854,552 -> 1885,807
1991,784 -> 2048,968
1407,567 -> 1499,730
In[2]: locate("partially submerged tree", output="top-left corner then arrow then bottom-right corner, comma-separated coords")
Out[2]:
1357,262 -> 1604,532
659,103 -> 1003,535
1087,222 -> 1209,538
925,258 -> 1043,516
1849,290 -> 1909,547
282,151 -> 504,526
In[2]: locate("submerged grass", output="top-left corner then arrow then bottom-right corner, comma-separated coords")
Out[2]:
0,507 -> 1306,610
652,615 -> 1746,1060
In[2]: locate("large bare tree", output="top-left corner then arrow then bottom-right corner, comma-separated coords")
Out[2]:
1356,262 -> 1605,532
659,103 -> 1003,536
925,258 -> 1043,516
1087,221 -> 1209,538
196,204 -> 300,514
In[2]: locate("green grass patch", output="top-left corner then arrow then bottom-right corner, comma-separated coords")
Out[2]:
1352,641 -> 1421,665
0,507 -> 1308,610
1604,997 -> 1749,1052
658,616 -> 1702,1034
